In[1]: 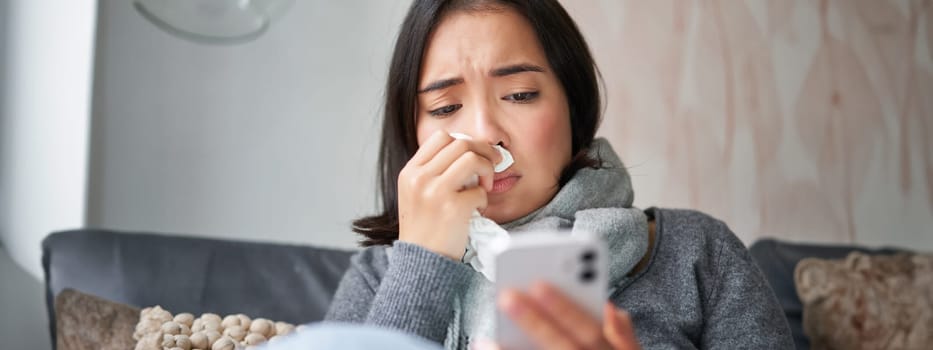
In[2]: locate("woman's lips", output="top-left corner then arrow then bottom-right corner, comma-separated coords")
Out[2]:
491,172 -> 519,194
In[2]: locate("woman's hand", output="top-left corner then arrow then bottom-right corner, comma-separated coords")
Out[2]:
397,130 -> 502,260
476,282 -> 641,350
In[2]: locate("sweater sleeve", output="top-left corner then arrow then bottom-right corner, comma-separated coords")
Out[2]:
324,242 -> 475,344
700,227 -> 795,349
324,246 -> 386,324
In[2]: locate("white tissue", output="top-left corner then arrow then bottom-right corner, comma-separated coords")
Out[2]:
493,145 -> 514,173
448,132 -> 514,174
448,132 -> 512,281
462,212 -> 510,281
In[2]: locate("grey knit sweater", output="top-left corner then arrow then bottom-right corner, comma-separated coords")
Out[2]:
325,208 -> 794,349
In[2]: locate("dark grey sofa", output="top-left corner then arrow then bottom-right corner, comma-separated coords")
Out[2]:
41,229 -> 355,348
42,229 -> 905,350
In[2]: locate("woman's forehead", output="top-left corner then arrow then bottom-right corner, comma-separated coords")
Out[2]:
420,9 -> 548,81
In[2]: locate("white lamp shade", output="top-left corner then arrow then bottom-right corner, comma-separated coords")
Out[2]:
134,0 -> 293,44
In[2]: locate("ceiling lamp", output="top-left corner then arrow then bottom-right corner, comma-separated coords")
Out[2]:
134,0 -> 294,45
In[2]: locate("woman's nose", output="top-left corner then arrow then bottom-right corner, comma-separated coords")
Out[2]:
468,104 -> 509,147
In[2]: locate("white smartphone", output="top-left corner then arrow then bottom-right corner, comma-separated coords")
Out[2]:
493,231 -> 608,350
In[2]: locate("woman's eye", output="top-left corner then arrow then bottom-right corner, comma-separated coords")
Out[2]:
429,104 -> 462,117
504,91 -> 539,103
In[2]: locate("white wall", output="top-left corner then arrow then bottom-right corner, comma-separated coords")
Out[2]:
87,1 -> 411,249
0,0 -> 97,279
562,0 -> 933,250
0,0 -> 6,115
86,0 -> 933,257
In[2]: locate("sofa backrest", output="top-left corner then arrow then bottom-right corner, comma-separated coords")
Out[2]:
42,229 -> 355,346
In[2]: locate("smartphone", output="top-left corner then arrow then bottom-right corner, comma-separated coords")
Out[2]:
493,231 -> 608,349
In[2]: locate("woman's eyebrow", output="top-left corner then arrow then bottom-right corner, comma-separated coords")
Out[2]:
490,63 -> 545,77
418,78 -> 464,94
417,63 -> 544,94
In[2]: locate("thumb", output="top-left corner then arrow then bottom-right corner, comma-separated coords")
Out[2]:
603,303 -> 640,350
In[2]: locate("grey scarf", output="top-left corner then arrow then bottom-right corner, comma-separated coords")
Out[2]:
453,138 -> 649,347
502,137 -> 649,286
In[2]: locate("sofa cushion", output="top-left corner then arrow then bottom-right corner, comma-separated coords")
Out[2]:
795,252 -> 933,349
748,238 -> 903,349
55,288 -> 139,350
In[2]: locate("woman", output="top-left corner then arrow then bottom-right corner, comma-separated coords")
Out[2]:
324,1 -> 794,349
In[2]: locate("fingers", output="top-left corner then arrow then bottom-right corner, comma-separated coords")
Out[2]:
498,289 -> 580,350
423,137 -> 501,178
604,303 -> 640,350
457,185 -> 489,213
441,151 -> 496,192
408,130 -> 502,194
445,132 -> 504,165
497,286 -> 641,350
529,283 -> 612,349
410,130 -> 455,166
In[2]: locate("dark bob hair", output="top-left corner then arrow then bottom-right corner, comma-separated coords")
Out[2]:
353,0 -> 603,246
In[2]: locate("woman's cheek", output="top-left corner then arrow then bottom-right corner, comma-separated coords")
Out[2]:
415,116 -> 443,145
532,108 -> 570,150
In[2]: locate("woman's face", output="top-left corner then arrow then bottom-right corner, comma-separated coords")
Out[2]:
415,8 -> 572,224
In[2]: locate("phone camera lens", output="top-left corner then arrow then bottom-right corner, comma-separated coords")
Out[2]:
580,270 -> 596,283
581,250 -> 596,262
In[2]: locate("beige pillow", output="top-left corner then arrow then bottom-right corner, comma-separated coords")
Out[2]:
795,251 -> 933,349
55,288 -> 140,350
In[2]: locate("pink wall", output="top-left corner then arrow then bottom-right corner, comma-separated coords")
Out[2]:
562,0 -> 933,248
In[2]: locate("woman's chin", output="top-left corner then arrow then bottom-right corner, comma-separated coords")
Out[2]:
484,185 -> 559,224
482,202 -> 529,225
